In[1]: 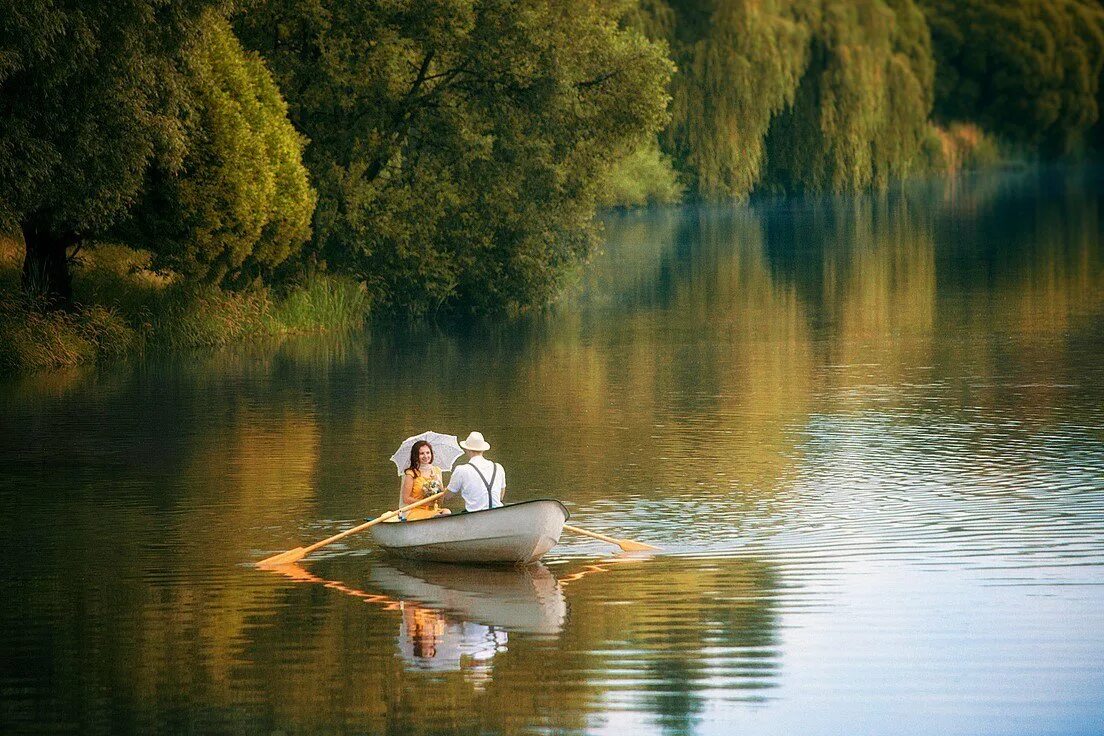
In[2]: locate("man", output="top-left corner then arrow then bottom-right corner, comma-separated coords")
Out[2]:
446,431 -> 506,512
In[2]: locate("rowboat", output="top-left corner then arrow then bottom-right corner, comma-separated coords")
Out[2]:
370,499 -> 569,564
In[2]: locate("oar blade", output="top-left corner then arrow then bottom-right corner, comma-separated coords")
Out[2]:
257,547 -> 307,568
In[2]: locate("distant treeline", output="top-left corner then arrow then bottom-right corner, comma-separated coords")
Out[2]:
2,0 -> 1103,320
635,0 -> 1104,198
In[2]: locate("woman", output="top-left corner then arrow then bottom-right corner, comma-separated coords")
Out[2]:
400,440 -> 451,521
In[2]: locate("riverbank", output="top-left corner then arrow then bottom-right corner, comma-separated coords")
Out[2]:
0,134 -> 1025,376
0,237 -> 369,374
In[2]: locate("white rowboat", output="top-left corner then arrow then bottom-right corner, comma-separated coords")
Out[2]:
370,499 -> 569,565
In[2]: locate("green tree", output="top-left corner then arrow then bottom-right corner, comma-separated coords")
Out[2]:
118,12 -> 315,289
0,0 -> 217,306
761,0 -> 936,193
631,0 -> 813,198
597,141 -> 684,208
920,0 -> 1104,153
237,0 -> 673,316
633,0 -> 936,198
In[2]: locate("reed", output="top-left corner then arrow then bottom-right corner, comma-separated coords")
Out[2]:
266,274 -> 371,333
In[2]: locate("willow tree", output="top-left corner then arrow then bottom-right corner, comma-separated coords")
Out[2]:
632,0 -> 813,198
920,0 -> 1104,153
117,12 -> 315,289
761,0 -> 935,193
0,0 -> 217,306
237,0 -> 673,316
634,0 -> 935,198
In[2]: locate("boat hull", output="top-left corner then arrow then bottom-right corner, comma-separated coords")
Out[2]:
370,499 -> 569,565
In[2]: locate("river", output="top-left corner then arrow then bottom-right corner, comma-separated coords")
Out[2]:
2,168 -> 1103,735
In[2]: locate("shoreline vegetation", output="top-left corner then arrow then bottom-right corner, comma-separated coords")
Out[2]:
0,235 -> 369,373
2,0 -> 1102,374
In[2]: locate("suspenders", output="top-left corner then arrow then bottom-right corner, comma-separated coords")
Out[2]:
467,461 -> 499,509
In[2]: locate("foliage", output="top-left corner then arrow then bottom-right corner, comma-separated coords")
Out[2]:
631,0 -> 812,197
919,0 -> 1104,154
266,275 -> 370,333
0,242 -> 369,373
119,12 -> 316,289
0,0 -> 219,301
762,0 -> 936,193
8,0 -> 1098,343
236,0 -> 674,316
0,292 -> 134,373
633,0 -> 937,198
924,122 -> 1003,173
598,142 -> 684,208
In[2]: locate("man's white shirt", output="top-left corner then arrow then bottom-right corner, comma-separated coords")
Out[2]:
448,456 -> 505,511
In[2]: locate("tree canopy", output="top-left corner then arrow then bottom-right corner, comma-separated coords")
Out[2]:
919,0 -> 1104,154
761,0 -> 936,193
4,0 -> 1103,323
118,11 -> 315,289
0,0 -> 218,302
236,0 -> 674,315
634,0 -> 936,198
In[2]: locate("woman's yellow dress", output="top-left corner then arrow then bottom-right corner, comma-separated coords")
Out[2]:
404,467 -> 446,520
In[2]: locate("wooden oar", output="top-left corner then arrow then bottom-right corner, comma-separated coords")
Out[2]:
562,524 -> 661,552
257,491 -> 448,567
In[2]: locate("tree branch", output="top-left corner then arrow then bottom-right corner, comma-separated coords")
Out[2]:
361,49 -> 436,183
575,54 -> 649,90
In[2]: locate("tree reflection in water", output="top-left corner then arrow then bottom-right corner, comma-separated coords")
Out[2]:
5,168 -> 1100,733
259,552 -> 783,733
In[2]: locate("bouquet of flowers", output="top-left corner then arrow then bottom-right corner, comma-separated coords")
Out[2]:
423,478 -> 443,496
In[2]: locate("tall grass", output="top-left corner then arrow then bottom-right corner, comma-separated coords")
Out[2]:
0,292 -> 135,373
266,275 -> 371,333
0,238 -> 371,373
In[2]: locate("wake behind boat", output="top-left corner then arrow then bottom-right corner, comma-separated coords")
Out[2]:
370,499 -> 569,565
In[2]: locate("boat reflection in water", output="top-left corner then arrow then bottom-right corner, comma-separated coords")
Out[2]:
267,559 -> 567,687
398,604 -> 508,679
374,561 -> 566,685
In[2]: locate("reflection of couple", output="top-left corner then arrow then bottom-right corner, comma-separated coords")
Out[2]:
400,603 -> 508,680
400,431 -> 507,520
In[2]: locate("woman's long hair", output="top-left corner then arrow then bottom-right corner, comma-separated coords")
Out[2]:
407,440 -> 433,476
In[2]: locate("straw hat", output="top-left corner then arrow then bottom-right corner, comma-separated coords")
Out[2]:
459,431 -> 491,452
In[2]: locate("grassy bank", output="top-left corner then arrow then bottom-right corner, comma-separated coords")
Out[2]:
0,237 -> 370,374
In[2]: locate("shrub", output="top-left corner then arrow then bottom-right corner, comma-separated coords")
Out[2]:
929,123 -> 1004,172
599,143 -> 685,209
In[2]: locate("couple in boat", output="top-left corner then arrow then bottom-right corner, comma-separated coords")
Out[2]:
400,431 -> 506,521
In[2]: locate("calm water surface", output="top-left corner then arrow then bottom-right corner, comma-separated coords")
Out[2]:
2,169 -> 1103,735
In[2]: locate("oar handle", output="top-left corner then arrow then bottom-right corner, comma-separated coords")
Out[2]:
562,523 -> 661,552
300,491 -> 447,556
562,524 -> 619,545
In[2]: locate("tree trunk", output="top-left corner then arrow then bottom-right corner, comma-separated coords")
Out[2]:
21,219 -> 75,309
